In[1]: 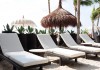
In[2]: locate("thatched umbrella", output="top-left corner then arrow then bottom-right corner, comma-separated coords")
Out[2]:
12,16 -> 36,28
41,0 -> 77,32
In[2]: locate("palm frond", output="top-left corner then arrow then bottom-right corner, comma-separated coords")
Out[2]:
81,0 -> 93,6
94,0 -> 100,3
91,7 -> 100,20
73,0 -> 93,6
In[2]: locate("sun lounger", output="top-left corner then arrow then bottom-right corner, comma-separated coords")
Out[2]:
36,34 -> 85,64
60,32 -> 100,58
0,33 -> 49,70
79,34 -> 100,47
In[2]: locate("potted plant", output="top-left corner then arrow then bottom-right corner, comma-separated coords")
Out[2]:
39,29 -> 46,34
26,26 -> 37,50
2,24 -> 15,33
16,26 -> 28,51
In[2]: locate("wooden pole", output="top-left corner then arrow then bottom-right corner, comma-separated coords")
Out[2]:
77,0 -> 81,44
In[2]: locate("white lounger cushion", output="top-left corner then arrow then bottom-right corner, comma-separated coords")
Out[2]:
0,33 -> 24,55
71,45 -> 100,53
79,34 -> 100,47
37,34 -> 57,49
47,48 -> 85,58
5,51 -> 48,67
79,34 -> 94,43
60,33 -> 77,47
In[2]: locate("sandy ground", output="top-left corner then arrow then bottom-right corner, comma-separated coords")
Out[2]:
0,55 -> 100,70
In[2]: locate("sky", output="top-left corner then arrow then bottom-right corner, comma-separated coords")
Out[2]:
0,0 -> 99,33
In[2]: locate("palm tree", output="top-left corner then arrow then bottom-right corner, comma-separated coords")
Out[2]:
74,0 -> 93,16
77,0 -> 81,44
91,7 -> 100,26
95,7 -> 100,26
73,0 -> 93,43
91,7 -> 96,38
91,7 -> 100,36
48,0 -> 51,33
93,0 -> 100,26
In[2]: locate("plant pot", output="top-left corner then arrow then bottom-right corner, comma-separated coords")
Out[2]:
71,34 -> 77,42
18,34 -> 28,51
27,33 -> 37,50
36,37 -> 43,49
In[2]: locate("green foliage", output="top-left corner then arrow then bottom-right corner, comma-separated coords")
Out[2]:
16,26 -> 25,34
93,0 -> 100,3
48,28 -> 55,34
26,26 -> 34,34
35,28 -> 47,34
3,24 -> 15,33
81,0 -> 93,6
74,0 -> 93,6
67,30 -> 76,34
81,29 -> 89,34
35,28 -> 40,34
60,27 -> 65,33
91,7 -> 96,21
74,0 -> 77,6
91,7 -> 100,26
91,7 -> 100,21
39,29 -> 46,34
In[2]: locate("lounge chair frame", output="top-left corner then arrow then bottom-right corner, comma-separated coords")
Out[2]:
37,34 -> 85,65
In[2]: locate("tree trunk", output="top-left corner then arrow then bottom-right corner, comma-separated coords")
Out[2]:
74,5 -> 77,17
77,0 -> 81,44
92,21 -> 94,38
48,0 -> 51,32
97,17 -> 99,26
48,0 -> 51,14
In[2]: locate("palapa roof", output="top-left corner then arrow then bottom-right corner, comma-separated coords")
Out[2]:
41,0 -> 78,28
12,16 -> 36,28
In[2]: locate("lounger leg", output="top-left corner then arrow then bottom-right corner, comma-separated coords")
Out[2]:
95,54 -> 98,57
75,58 -> 77,62
39,66 -> 43,70
59,57 -> 62,66
85,53 -> 88,59
0,58 -> 3,61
